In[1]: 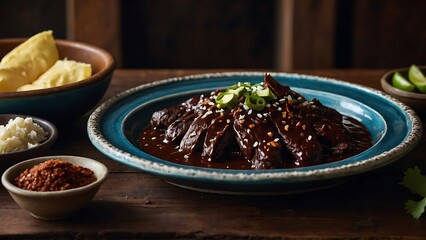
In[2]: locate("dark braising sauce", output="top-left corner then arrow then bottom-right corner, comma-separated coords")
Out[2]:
138,75 -> 373,170
139,115 -> 371,170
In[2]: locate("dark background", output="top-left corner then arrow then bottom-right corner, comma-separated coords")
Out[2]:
0,0 -> 424,70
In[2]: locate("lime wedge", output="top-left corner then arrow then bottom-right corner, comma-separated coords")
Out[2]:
392,71 -> 415,92
408,65 -> 426,93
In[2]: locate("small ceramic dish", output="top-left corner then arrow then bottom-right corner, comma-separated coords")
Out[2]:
0,114 -> 58,174
381,66 -> 426,113
0,38 -> 115,122
1,155 -> 108,220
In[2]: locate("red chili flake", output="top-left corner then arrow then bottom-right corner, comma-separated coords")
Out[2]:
14,159 -> 97,192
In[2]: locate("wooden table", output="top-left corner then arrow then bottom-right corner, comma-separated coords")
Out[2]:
1,69 -> 425,239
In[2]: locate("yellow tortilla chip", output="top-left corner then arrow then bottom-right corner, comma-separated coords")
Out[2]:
0,30 -> 58,92
17,59 -> 92,91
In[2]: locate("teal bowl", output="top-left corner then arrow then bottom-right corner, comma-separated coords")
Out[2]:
0,38 -> 115,123
88,72 -> 422,195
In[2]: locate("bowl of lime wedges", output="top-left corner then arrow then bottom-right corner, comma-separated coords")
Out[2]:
381,65 -> 426,113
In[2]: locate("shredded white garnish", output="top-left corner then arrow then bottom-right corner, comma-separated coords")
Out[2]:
0,117 -> 47,154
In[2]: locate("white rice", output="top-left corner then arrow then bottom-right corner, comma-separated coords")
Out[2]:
0,117 -> 47,154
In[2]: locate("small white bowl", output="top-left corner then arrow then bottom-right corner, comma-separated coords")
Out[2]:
0,114 -> 58,174
1,155 -> 108,220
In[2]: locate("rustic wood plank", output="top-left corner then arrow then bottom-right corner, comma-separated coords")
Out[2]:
291,0 -> 337,69
275,0 -> 294,71
66,0 -> 122,67
0,0 -> 66,38
352,0 -> 426,68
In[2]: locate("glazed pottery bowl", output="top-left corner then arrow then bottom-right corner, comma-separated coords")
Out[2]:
88,72 -> 422,195
0,38 -> 115,122
0,114 -> 58,174
381,66 -> 426,113
1,155 -> 108,220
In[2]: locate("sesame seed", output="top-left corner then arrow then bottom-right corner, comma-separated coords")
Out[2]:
277,107 -> 282,111
253,141 -> 259,147
248,109 -> 253,115
226,119 -> 231,123
296,121 -> 301,127
284,125 -> 289,131
267,132 -> 273,137
151,137 -> 156,140
302,125 -> 306,130
308,135 -> 312,140
249,124 -> 255,128
257,113 -> 262,118
274,138 -> 279,142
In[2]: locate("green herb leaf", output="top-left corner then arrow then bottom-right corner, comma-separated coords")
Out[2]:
405,198 -> 426,220
401,166 -> 426,197
401,166 -> 426,219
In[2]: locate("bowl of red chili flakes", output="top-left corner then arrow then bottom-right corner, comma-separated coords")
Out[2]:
1,155 -> 108,220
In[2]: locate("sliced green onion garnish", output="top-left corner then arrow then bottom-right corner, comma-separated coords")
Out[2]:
215,92 -> 238,109
215,81 -> 276,111
245,95 -> 266,111
226,86 -> 246,97
255,87 -> 277,101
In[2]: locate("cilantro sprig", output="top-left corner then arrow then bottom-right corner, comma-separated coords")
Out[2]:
401,166 -> 426,219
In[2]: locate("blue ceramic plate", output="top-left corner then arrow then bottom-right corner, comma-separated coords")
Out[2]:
88,72 -> 422,195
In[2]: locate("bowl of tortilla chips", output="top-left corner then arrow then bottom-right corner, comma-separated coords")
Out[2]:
0,31 -> 115,122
